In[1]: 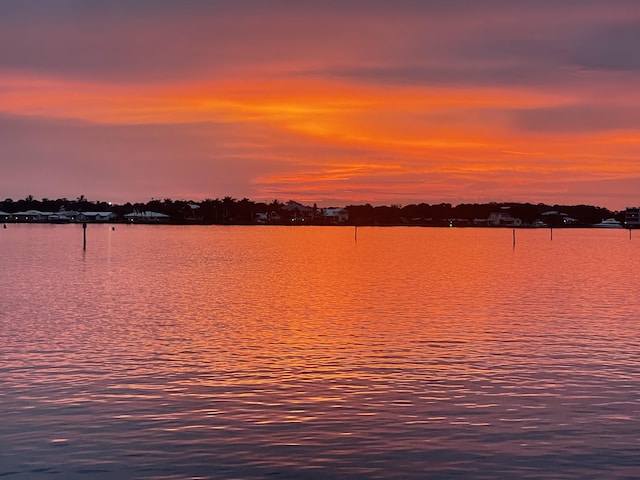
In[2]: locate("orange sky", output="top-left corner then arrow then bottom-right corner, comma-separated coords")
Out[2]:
1,1 -> 640,209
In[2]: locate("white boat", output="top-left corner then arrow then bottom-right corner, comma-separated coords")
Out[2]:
593,218 -> 623,228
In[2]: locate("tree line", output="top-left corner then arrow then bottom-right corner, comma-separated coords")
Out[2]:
0,195 -> 620,226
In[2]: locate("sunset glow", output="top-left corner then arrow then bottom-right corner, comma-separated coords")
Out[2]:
2,1 -> 640,209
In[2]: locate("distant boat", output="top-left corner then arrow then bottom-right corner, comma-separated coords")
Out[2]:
593,218 -> 623,229
531,220 -> 548,228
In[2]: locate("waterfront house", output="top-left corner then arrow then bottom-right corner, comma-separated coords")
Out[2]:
322,208 -> 349,224
48,208 -> 79,223
54,209 -> 79,221
77,212 -> 117,222
486,211 -> 522,227
124,211 -> 170,223
12,210 -> 53,222
282,201 -> 314,223
473,206 -> 522,227
184,204 -> 203,222
255,211 -> 282,224
625,207 -> 640,228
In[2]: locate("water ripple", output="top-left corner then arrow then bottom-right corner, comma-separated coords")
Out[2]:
1,226 -> 639,478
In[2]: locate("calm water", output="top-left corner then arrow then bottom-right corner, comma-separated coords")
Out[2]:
1,224 -> 639,479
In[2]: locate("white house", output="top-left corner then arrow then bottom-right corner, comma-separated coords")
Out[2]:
282,200 -> 313,213
255,211 -> 281,224
322,208 -> 349,224
12,210 -> 52,222
487,211 -> 522,227
282,200 -> 314,223
124,211 -> 170,223
77,212 -> 118,222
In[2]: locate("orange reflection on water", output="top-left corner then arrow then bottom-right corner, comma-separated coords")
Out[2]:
2,225 -> 640,477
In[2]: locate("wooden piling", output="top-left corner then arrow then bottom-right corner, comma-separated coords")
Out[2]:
83,222 -> 87,250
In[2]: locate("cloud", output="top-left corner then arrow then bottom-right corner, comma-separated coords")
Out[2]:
2,0 -> 640,88
300,64 -> 569,88
570,23 -> 640,71
0,2 -> 274,82
0,113 -> 289,202
509,105 -> 640,134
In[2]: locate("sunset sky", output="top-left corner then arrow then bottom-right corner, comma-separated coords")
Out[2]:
2,0 -> 640,209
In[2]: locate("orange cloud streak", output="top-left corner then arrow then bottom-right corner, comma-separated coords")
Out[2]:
2,70 -> 640,206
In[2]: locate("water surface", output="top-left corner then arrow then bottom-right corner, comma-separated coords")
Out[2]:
1,225 -> 639,478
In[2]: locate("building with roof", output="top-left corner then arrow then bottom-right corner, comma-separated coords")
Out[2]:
473,208 -> 521,226
282,201 -> 314,223
322,208 -> 349,224
625,207 -> 640,228
124,211 -> 170,223
77,212 -> 118,222
12,210 -> 53,222
184,203 -> 203,222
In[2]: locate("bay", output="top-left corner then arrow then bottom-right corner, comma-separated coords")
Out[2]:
1,224 -> 639,479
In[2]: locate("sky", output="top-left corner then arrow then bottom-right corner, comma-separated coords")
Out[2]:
2,0 -> 640,210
